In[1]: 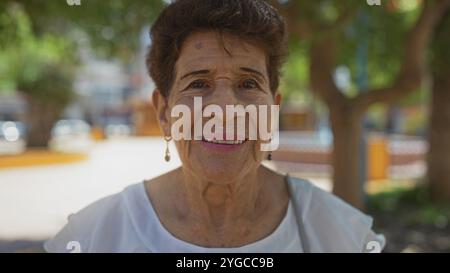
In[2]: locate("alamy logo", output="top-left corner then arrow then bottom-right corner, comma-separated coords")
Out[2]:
366,241 -> 382,253
366,0 -> 381,6
170,97 -> 280,151
67,0 -> 81,6
66,241 -> 82,253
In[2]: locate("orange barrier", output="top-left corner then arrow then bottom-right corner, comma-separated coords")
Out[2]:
368,136 -> 390,181
91,127 -> 106,141
0,150 -> 88,169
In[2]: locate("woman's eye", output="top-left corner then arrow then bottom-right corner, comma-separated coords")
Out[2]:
188,80 -> 207,89
240,79 -> 258,90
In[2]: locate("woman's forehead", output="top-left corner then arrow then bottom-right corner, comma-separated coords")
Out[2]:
175,31 -> 267,76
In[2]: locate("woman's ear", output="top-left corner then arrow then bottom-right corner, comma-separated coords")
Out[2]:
152,89 -> 170,136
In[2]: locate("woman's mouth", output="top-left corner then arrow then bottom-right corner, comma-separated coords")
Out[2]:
202,138 -> 245,145
200,137 -> 247,152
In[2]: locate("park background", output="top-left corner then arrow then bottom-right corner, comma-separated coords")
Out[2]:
1,0 -> 450,252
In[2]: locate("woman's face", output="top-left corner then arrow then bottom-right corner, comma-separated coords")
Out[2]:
154,31 -> 281,184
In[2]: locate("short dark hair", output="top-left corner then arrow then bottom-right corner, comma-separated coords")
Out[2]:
147,0 -> 288,98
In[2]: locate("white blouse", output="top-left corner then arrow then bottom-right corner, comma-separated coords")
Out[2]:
44,176 -> 385,253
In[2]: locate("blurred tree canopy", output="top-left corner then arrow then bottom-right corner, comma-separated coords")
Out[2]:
0,0 -> 166,146
0,0 -> 169,94
0,4 -> 77,146
0,0 -> 165,60
0,4 -> 75,91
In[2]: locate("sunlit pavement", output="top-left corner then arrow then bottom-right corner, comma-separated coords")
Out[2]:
0,137 -> 182,242
0,137 -> 331,250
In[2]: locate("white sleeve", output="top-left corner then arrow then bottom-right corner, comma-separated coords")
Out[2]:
44,192 -> 129,253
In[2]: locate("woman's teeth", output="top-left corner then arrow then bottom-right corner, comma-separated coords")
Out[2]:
204,139 -> 245,145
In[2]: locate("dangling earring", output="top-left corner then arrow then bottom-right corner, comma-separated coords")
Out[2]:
164,135 -> 172,162
267,133 -> 273,161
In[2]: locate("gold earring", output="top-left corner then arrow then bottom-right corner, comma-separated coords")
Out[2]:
164,136 -> 172,162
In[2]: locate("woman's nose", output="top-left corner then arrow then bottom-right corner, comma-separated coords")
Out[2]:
204,80 -> 238,110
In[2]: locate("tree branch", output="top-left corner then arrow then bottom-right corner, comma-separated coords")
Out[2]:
354,0 -> 450,111
309,35 -> 347,108
269,0 -> 358,40
270,0 -> 357,111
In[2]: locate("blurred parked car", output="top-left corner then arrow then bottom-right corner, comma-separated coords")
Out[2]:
0,121 -> 26,155
49,119 -> 93,153
105,123 -> 133,138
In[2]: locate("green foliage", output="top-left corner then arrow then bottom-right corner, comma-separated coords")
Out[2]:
276,0 -> 428,107
0,0 -> 169,98
368,184 -> 450,227
280,42 -> 310,103
18,64 -> 76,108
1,0 -> 166,73
288,0 -> 363,28
11,0 -> 166,60
368,184 -> 429,211
0,3 -> 76,106
338,5 -> 420,92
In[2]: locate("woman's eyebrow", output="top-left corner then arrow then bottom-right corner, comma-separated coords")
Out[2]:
240,67 -> 266,81
180,69 -> 210,80
179,67 -> 266,81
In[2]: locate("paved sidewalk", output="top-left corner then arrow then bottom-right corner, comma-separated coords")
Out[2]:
0,138 -> 181,244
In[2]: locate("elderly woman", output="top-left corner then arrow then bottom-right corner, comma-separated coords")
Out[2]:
45,0 -> 384,253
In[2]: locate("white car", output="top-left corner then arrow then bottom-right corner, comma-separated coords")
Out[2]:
49,119 -> 93,153
105,123 -> 132,139
0,121 -> 26,155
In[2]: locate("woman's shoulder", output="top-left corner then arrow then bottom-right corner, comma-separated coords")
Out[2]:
44,182 -> 147,253
286,176 -> 385,252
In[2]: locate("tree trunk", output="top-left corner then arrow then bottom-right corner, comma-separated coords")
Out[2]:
25,96 -> 61,148
428,9 -> 450,203
308,34 -> 367,209
329,104 -> 364,209
428,77 -> 450,203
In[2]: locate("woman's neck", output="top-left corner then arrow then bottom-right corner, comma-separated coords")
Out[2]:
177,166 -> 271,231
146,165 -> 289,247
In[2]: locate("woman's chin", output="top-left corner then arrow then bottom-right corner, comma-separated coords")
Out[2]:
185,142 -> 257,182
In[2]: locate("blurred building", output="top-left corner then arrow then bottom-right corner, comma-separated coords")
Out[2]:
279,102 -> 317,131
127,26 -> 161,137
71,59 -> 132,128
39,26 -> 163,137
